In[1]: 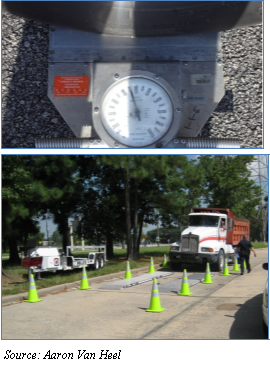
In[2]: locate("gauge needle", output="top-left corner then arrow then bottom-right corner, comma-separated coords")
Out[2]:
129,88 -> 141,121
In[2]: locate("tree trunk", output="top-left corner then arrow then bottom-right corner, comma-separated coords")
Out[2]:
133,179 -> 139,260
106,231 -> 114,258
61,216 -> 71,255
8,236 -> 21,265
136,217 -> 144,256
124,167 -> 133,260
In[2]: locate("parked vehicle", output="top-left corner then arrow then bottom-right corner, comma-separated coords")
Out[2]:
169,207 -> 250,271
262,262 -> 268,337
22,245 -> 106,274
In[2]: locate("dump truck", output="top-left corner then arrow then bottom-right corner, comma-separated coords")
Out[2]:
22,245 -> 106,274
169,208 -> 250,271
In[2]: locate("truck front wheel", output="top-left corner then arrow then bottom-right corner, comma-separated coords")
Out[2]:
214,250 -> 225,272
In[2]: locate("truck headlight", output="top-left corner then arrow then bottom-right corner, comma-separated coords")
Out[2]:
201,247 -> 214,253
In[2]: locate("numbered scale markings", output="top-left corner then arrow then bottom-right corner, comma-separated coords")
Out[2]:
100,77 -> 174,147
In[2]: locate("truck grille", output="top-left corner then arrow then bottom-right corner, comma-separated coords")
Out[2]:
181,235 -> 199,253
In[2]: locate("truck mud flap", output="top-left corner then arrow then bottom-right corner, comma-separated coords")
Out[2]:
3,1 -> 262,37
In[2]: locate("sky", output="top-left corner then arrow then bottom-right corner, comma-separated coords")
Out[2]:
38,155 -> 268,238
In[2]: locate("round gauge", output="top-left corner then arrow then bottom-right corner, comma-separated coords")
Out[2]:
98,75 -> 177,147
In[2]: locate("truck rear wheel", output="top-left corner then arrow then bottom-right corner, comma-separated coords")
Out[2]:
214,250 -> 225,272
3,1 -> 262,37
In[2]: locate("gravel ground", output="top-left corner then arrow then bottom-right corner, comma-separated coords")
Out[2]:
2,12 -> 263,149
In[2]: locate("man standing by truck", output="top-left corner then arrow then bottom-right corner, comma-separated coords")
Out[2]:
236,235 -> 257,275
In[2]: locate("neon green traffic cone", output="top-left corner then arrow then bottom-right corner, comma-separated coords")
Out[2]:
146,278 -> 164,312
124,261 -> 132,279
178,269 -> 192,295
24,274 -> 42,303
221,258 -> 231,276
232,256 -> 240,271
162,254 -> 168,269
202,263 -> 213,284
78,267 -> 91,289
148,257 -> 155,273
243,260 -> 247,270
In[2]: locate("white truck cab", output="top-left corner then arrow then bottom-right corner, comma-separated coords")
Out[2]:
169,208 -> 250,272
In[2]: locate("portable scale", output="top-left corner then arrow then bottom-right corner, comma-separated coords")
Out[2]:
44,28 -> 234,148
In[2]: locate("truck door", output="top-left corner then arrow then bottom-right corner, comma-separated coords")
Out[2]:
218,217 -> 227,243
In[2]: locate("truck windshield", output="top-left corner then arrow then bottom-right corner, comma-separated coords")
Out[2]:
189,215 -> 219,227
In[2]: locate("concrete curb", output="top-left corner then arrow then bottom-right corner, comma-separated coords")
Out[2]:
2,264 -> 162,306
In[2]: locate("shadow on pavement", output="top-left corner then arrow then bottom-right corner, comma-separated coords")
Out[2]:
229,293 -> 267,339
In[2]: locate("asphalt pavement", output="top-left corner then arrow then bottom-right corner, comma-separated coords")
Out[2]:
2,248 -> 268,340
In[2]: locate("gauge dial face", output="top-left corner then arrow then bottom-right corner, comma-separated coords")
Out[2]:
100,77 -> 174,147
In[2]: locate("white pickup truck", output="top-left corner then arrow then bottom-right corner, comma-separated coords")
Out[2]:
22,246 -> 106,273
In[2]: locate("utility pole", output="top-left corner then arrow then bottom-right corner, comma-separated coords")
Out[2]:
248,155 -> 268,243
46,219 -> 50,245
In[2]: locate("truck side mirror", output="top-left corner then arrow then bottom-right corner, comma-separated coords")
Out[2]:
228,218 -> 234,231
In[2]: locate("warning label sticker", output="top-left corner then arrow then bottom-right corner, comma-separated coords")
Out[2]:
54,76 -> 89,97
191,74 -> 213,86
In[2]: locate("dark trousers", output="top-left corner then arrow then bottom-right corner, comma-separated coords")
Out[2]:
239,254 -> 251,273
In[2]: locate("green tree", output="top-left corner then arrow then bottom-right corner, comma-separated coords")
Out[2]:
199,155 -> 263,238
50,230 -> 62,247
147,227 -> 180,243
200,155 -> 262,215
31,155 -> 83,254
98,155 -> 205,260
2,156 -> 45,263
75,155 -> 126,258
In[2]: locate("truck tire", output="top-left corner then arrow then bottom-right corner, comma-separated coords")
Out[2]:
3,1 -> 262,37
93,257 -> 99,270
99,256 -> 104,268
214,250 -> 225,272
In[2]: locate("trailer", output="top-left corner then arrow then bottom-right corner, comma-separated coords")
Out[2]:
169,208 -> 250,272
22,245 -> 107,274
